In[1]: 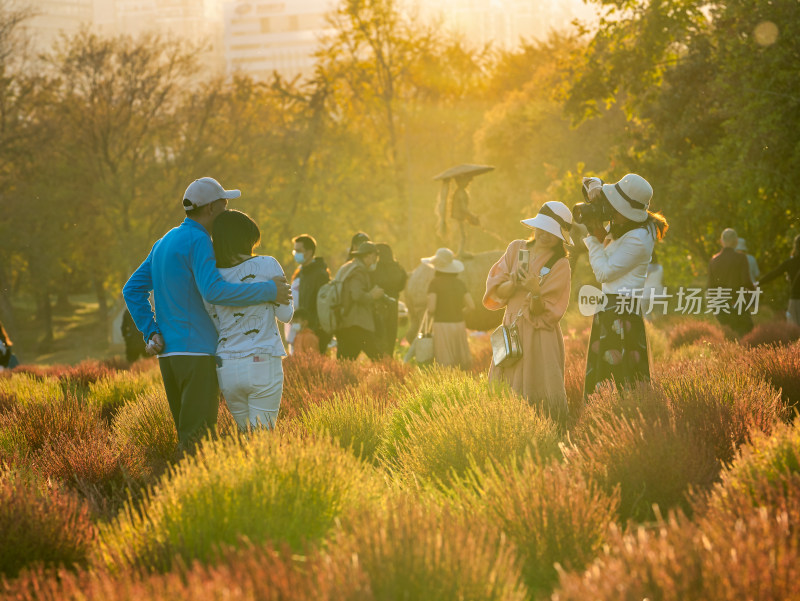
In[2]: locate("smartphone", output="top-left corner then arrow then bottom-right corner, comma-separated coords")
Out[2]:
518,248 -> 530,273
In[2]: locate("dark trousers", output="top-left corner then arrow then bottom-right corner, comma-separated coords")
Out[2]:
336,326 -> 380,361
314,327 -> 333,354
159,355 -> 219,447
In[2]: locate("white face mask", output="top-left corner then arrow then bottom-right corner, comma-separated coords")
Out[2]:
368,262 -> 377,271
293,251 -> 305,264
290,323 -> 302,333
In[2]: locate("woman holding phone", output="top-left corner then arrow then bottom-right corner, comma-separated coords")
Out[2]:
484,201 -> 573,421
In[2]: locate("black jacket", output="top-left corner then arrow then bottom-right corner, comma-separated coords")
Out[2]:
294,257 -> 331,331
372,260 -> 407,299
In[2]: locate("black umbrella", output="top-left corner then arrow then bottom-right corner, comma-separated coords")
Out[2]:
432,164 -> 495,181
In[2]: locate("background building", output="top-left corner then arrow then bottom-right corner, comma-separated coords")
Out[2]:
223,0 -> 335,82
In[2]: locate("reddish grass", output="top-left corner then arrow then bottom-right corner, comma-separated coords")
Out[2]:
1,544 -> 372,601
668,320 -> 726,348
0,473 -> 94,578
281,353 -> 412,420
738,343 -> 800,415
554,473 -> 800,601
570,410 -> 720,523
741,320 -> 800,347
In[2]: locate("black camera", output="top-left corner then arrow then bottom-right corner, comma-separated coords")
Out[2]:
572,178 -> 614,225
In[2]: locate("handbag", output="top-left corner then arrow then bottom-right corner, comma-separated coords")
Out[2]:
491,252 -> 562,368
404,311 -> 434,364
491,310 -> 522,367
413,311 -> 435,363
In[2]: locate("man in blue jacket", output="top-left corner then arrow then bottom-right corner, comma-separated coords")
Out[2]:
123,177 -> 291,450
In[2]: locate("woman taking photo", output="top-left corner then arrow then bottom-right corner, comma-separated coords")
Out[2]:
581,173 -> 668,397
206,210 -> 293,431
424,247 -> 474,370
484,201 -> 573,420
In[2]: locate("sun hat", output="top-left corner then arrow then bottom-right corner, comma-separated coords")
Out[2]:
602,173 -> 652,223
421,248 -> 464,274
521,201 -> 574,245
182,177 -> 241,211
352,241 -> 378,256
736,237 -> 748,252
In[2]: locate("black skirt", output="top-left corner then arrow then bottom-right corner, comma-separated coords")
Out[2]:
584,296 -> 650,398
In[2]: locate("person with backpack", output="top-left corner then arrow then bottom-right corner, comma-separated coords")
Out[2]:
332,241 -> 384,360
484,201 -> 574,421
290,234 -> 331,353
372,243 -> 407,357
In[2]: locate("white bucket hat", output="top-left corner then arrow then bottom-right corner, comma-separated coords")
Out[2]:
521,201 -> 574,245
421,247 -> 464,274
183,177 -> 241,211
602,173 -> 652,223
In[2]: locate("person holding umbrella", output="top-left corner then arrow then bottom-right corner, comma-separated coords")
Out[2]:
434,164 -> 494,257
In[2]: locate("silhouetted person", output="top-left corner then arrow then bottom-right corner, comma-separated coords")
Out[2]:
372,243 -> 407,356
708,228 -> 755,337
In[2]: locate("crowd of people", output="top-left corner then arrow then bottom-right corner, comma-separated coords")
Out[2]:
3,172 -> 797,452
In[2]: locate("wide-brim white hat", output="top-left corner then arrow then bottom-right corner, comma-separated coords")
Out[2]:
521,201 -> 574,245
602,173 -> 652,223
421,247 -> 464,274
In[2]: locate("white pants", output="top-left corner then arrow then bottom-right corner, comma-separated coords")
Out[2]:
216,354 -> 283,431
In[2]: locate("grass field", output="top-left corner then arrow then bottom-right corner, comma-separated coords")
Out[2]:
1,308 -> 799,600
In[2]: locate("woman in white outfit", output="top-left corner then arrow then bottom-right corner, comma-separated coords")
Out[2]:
206,210 -> 293,430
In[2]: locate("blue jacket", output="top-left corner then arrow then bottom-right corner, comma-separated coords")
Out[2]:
122,218 -> 277,354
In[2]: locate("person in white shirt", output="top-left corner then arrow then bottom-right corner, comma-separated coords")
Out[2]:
206,210 -> 294,430
580,174 -> 669,397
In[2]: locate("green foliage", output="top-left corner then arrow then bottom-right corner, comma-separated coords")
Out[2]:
299,390 -> 393,463
337,496 -> 528,601
99,430 -> 382,571
88,371 -> 159,422
110,388 -> 176,473
384,375 -> 561,488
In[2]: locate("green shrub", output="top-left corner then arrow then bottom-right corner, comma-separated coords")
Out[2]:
0,373 -> 63,408
703,420 -> 800,515
0,470 -> 94,578
386,380 -> 561,489
111,389 -> 177,470
99,430 -> 382,571
299,390 -> 393,463
88,371 -> 159,422
337,496 -> 528,601
456,454 -> 618,595
381,370 -> 493,463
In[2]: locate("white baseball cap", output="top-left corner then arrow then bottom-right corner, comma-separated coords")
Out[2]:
521,201 -> 574,245
182,177 -> 241,211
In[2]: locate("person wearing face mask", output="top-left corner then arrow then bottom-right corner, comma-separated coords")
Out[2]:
335,241 -> 385,360
290,234 -> 331,353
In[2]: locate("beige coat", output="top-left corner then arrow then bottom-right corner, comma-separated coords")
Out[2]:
483,240 -> 571,414
338,260 -> 376,332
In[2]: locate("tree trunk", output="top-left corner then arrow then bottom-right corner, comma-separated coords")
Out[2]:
93,275 -> 110,344
36,291 -> 54,349
0,262 -> 17,338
